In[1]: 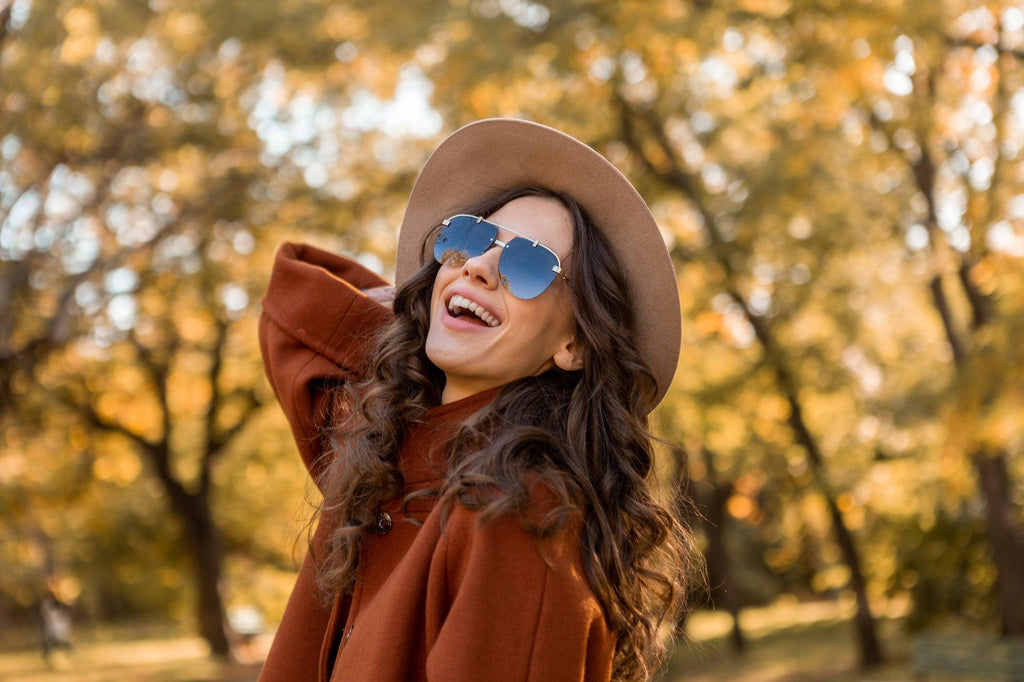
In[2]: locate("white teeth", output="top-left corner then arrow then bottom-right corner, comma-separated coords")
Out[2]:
447,294 -> 499,327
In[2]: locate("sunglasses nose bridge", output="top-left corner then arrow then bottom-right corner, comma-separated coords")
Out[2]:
460,240 -> 503,288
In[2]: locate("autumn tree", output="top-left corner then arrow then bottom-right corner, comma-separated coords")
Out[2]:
1,0 -> 431,654
859,5 -> 1024,634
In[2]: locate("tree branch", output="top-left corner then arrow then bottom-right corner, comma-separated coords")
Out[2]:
128,327 -> 174,440
866,111 -> 973,367
939,31 -> 1024,63
59,386 -> 154,454
0,3 -> 13,63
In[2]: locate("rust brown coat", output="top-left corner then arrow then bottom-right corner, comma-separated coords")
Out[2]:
257,243 -> 615,681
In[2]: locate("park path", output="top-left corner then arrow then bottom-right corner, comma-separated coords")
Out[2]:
0,634 -> 269,682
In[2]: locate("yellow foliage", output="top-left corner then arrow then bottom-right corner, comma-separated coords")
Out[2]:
0,450 -> 24,486
93,450 -> 143,486
800,495 -> 831,535
64,125 -> 101,155
727,494 -> 755,521
694,311 -> 722,338
446,20 -> 473,42
812,565 -> 852,593
326,61 -> 351,86
62,6 -> 99,36
59,34 -> 99,65
159,568 -> 180,589
41,85 -> 61,106
764,544 -> 799,573
69,425 -> 90,451
17,540 -> 46,569
146,106 -> 171,128
55,575 -> 83,602
165,12 -> 205,53
322,5 -> 368,41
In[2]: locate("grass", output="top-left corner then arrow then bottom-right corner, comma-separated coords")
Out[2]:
1,600 -> 921,681
0,626 -> 269,682
661,599 -> 914,682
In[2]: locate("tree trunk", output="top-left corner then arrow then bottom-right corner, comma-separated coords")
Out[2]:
785,395 -> 882,667
701,479 -> 746,652
902,121 -> 1020,639
173,488 -> 232,657
972,450 -> 1024,635
824,492 -> 883,666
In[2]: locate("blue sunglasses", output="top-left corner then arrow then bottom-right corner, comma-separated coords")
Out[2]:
433,214 -> 569,300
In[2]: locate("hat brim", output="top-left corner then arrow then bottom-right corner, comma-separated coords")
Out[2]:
395,118 -> 680,408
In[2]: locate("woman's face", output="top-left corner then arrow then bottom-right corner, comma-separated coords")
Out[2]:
425,195 -> 580,404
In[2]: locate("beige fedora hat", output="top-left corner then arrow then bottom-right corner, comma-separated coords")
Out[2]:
395,118 -> 680,408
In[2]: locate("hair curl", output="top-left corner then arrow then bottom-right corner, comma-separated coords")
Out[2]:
315,187 -> 701,681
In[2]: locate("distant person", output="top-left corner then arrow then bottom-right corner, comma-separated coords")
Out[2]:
39,586 -> 72,662
227,604 -> 266,660
257,119 -> 701,681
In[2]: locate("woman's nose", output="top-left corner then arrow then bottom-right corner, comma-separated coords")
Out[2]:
462,245 -> 501,289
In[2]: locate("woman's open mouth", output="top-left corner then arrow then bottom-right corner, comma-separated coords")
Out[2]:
446,294 -> 500,327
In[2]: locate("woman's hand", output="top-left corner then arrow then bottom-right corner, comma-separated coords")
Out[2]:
363,285 -> 396,310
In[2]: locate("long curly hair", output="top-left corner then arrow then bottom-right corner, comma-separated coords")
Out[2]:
316,186 -> 700,680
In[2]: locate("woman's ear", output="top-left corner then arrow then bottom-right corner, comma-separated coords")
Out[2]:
553,341 -> 584,372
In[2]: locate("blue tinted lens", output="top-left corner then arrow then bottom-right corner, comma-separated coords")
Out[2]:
499,238 -> 559,300
433,216 -> 497,265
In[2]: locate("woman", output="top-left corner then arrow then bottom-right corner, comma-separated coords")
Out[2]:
258,119 -> 699,681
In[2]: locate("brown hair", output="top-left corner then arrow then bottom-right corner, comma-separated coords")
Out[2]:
315,187 -> 701,680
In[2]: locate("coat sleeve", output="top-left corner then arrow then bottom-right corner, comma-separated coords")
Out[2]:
259,242 -> 392,480
426,499 -> 616,682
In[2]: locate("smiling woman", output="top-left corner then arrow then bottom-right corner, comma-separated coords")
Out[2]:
426,193 -> 579,403
257,119 -> 701,682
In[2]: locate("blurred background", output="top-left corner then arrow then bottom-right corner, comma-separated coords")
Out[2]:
2,0 -> 1023,680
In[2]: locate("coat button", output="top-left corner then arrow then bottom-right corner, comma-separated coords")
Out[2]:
375,511 -> 393,535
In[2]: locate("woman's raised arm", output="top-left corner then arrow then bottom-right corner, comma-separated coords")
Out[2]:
259,242 -> 392,480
